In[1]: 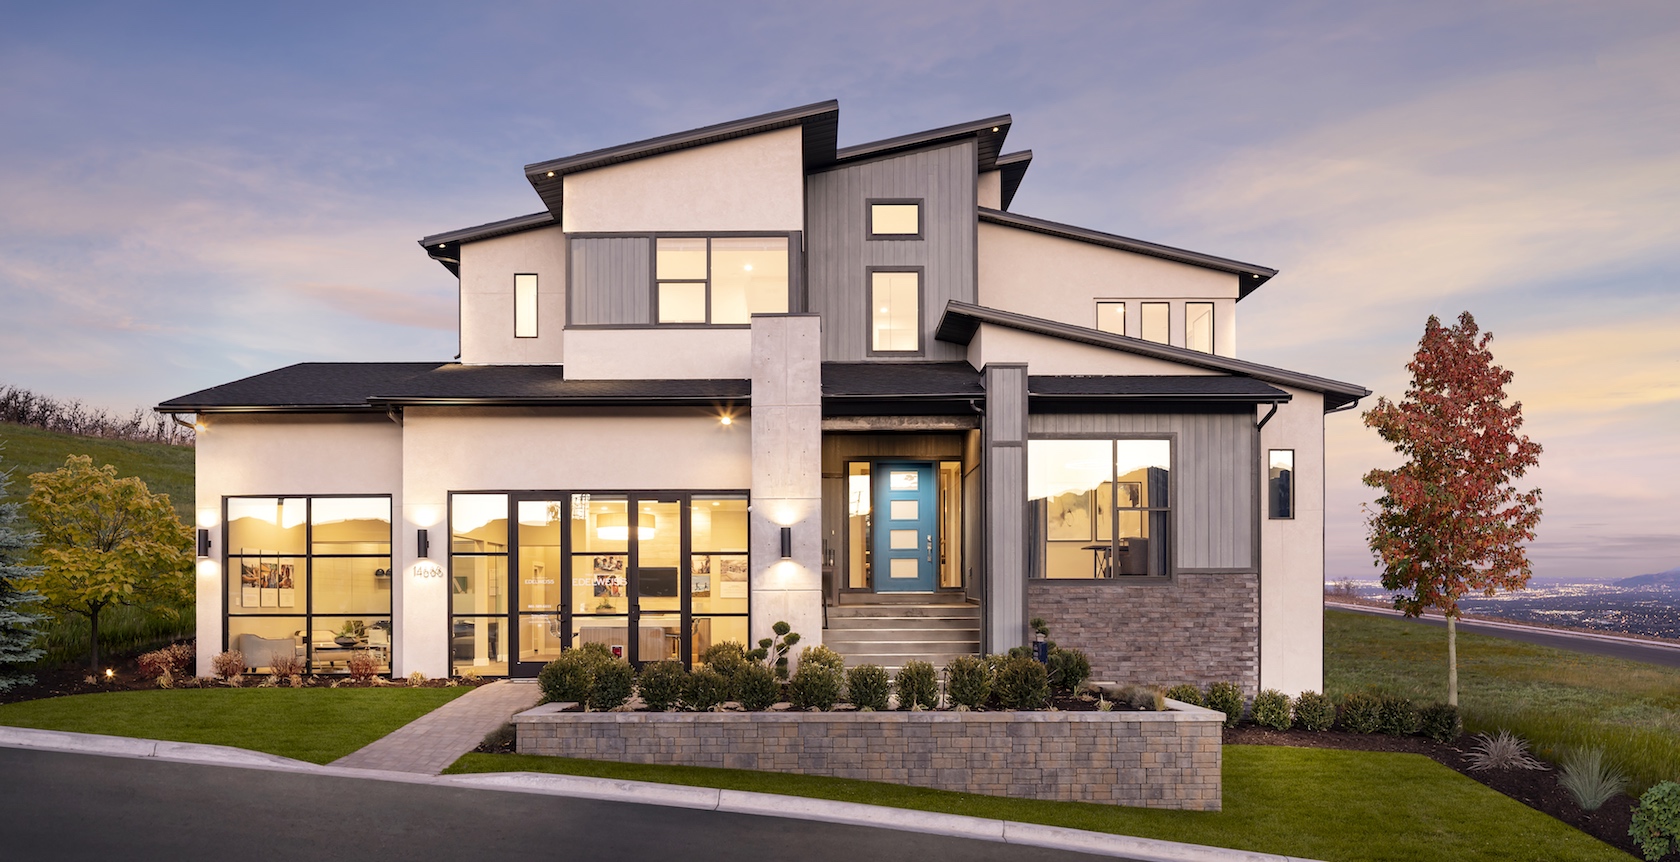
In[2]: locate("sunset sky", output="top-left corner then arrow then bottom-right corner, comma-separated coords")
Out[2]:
2,2 -> 1675,581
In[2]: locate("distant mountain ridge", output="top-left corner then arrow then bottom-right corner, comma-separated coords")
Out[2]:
1616,566 -> 1680,588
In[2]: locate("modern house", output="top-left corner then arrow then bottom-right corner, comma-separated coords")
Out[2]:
159,100 -> 1366,696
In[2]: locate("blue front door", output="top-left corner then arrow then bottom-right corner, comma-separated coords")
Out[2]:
872,461 -> 938,592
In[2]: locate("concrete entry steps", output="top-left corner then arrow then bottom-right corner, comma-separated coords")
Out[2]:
824,602 -> 980,672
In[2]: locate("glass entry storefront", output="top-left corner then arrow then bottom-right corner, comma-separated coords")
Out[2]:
451,491 -> 748,677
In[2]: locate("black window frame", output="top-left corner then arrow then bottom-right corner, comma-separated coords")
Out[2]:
650,233 -> 796,328
513,273 -> 539,339
1095,300 -> 1126,336
1186,301 -> 1215,354
1140,301 -> 1171,345
1026,434 -> 1178,582
1268,449 -> 1295,520
864,265 -> 926,357
865,198 -> 925,241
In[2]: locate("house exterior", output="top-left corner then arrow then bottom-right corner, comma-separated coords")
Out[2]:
159,101 -> 1366,696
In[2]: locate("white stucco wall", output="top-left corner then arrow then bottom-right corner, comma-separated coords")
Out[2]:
978,222 -> 1239,356
193,414 -> 404,677
967,324 -> 1225,376
458,225 -> 568,365
398,407 -> 753,676
563,328 -> 753,380
1257,387 -> 1326,696
977,170 -> 1002,209
562,127 -> 805,234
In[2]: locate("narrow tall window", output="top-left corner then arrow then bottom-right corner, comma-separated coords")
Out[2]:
868,201 -> 922,238
514,274 -> 538,338
871,271 -> 921,353
1268,450 -> 1294,519
1141,302 -> 1169,344
1095,301 -> 1126,335
1187,302 -> 1214,353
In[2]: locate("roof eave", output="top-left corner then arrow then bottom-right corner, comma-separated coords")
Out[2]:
832,114 -> 1013,170
977,208 -> 1277,294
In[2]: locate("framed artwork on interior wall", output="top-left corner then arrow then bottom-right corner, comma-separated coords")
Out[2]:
691,555 -> 712,597
718,556 -> 748,599
1045,491 -> 1092,541
591,556 -> 626,598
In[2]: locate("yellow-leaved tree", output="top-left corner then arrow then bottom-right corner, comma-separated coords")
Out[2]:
27,455 -> 192,672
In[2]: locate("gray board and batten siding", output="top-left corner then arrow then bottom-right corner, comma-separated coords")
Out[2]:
983,364 -> 1029,654
1028,412 -> 1257,571
568,236 -> 652,326
806,140 -> 978,362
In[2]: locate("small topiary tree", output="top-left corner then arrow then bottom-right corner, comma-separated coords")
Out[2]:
748,621 -> 801,680
1377,694 -> 1420,736
845,664 -> 891,711
995,656 -> 1050,710
1250,689 -> 1292,730
588,658 -> 635,710
736,662 -> 780,711
1339,691 -> 1383,733
637,661 -> 689,711
1205,681 -> 1243,727
687,666 -> 732,711
1292,690 -> 1335,731
895,660 -> 938,710
1046,647 -> 1091,693
945,655 -> 992,710
1164,683 -> 1204,707
789,654 -> 843,710
1418,702 -> 1461,743
1630,780 -> 1680,862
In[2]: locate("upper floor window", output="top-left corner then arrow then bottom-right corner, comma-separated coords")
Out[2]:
514,274 -> 538,338
1187,302 -> 1214,353
870,269 -> 921,354
868,200 -> 922,239
655,236 -> 789,325
1141,302 -> 1169,345
1096,301 -> 1126,336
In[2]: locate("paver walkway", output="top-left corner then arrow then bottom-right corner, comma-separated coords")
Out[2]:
332,679 -> 541,774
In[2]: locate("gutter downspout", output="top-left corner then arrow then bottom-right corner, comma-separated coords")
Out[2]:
1255,401 -> 1279,431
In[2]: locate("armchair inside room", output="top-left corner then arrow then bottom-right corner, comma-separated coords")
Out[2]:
238,633 -> 304,672
367,626 -> 390,658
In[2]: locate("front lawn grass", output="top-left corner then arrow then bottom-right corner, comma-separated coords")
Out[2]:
446,745 -> 1624,862
0,687 -> 468,764
1326,608 -> 1680,790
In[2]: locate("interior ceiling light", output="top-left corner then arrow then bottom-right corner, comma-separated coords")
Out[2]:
743,264 -> 752,271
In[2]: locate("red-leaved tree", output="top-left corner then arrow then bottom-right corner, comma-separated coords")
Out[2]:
1363,312 -> 1542,706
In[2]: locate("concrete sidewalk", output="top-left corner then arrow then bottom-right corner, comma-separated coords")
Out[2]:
331,678 -> 541,773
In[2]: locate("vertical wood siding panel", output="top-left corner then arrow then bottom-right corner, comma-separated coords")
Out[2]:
569,236 -> 650,325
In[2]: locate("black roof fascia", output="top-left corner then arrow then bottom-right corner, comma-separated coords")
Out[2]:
365,394 -> 748,409
157,362 -> 445,413
522,100 -> 841,214
831,114 -> 1012,171
417,211 -> 558,274
935,302 -> 1369,412
993,151 -> 1032,210
977,208 -> 1277,297
1028,376 -> 1291,406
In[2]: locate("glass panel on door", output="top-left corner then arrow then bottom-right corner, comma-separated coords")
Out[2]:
634,500 -> 683,664
570,495 -> 629,659
516,500 -> 565,668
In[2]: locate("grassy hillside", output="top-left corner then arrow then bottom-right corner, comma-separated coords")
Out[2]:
0,421 -> 194,521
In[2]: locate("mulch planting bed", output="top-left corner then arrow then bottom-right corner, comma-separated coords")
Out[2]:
1226,725 -> 1641,858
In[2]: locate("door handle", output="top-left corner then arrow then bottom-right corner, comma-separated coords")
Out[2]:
926,535 -> 933,563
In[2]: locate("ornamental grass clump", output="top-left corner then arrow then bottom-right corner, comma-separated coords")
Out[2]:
1205,681 -> 1243,727
1465,730 -> 1547,772
637,661 -> 689,711
1250,689 -> 1292,730
346,651 -> 381,682
1046,647 -> 1091,693
945,655 -> 992,710
1377,694 -> 1420,736
994,656 -> 1050,710
1164,684 -> 1204,707
1557,746 -> 1628,812
895,660 -> 938,710
735,662 -> 780,711
845,664 -> 891,711
211,650 -> 244,681
1338,691 -> 1383,734
1291,690 -> 1335,731
1117,684 -> 1164,711
789,651 -> 844,711
686,666 -> 733,711
588,658 -> 635,710
138,643 -> 195,680
1630,780 -> 1680,862
1418,702 -> 1461,743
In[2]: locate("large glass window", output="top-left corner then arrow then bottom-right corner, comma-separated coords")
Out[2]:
868,201 -> 921,238
451,494 -> 508,676
655,236 -> 788,324
1187,302 -> 1213,353
1141,302 -> 1170,345
1269,450 -> 1294,519
1096,301 -> 1126,335
870,270 -> 921,353
514,274 -> 538,338
225,496 -> 391,674
1028,439 -> 1171,579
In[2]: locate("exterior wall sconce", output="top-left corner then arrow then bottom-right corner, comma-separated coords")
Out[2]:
196,529 -> 211,558
417,529 -> 430,559
779,526 -> 792,559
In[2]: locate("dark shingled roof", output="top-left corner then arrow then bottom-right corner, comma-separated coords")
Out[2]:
1029,375 -> 1290,402
158,363 -> 748,412
822,362 -> 984,399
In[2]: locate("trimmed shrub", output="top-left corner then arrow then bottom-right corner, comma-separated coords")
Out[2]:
1205,681 -> 1243,727
1251,689 -> 1292,730
588,659 -> 635,710
846,664 -> 891,711
1630,780 -> 1680,862
1377,694 -> 1420,736
895,660 -> 938,710
687,666 -> 732,711
799,644 -> 846,674
1292,690 -> 1336,731
994,656 -> 1050,710
637,661 -> 689,711
789,655 -> 844,710
1339,691 -> 1383,733
699,640 -> 751,683
1418,702 -> 1461,743
1046,647 -> 1091,693
538,651 -> 596,704
945,655 -> 993,710
211,650 -> 244,680
1164,683 -> 1204,707
1557,747 -> 1628,812
736,662 -> 780,711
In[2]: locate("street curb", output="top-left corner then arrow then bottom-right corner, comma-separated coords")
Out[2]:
0,726 -> 1317,862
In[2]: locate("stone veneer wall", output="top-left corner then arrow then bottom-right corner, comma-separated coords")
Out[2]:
514,704 -> 1223,810
1029,573 -> 1259,696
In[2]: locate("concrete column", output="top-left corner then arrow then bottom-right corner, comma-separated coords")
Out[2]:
983,363 -> 1029,654
749,314 -> 824,658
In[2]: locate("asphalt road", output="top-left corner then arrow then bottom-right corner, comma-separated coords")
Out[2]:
0,747 -> 1110,862
1328,603 -> 1680,669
